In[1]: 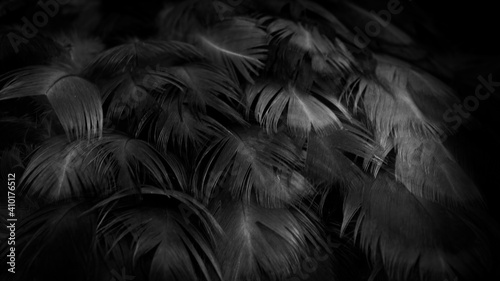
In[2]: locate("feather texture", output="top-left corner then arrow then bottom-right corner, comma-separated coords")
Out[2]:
0,1 -> 497,281
247,80 -> 351,136
96,187 -> 222,281
211,194 -> 325,281
0,66 -> 103,140
197,17 -> 268,84
196,127 -> 313,207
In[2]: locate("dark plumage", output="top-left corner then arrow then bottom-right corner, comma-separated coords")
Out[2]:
0,1 -> 499,281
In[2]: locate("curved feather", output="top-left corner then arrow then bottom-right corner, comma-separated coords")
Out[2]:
247,80 -> 351,136
138,93 -> 231,154
18,136 -> 111,203
265,17 -> 356,75
343,54 -> 460,167
196,127 -> 313,207
0,66 -> 103,140
84,40 -> 245,137
197,17 -> 268,84
163,63 -> 245,121
19,134 -> 186,203
96,187 -> 222,281
90,134 -> 187,192
211,194 -> 325,281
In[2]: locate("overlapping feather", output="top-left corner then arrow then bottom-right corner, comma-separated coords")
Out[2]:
211,194 -> 326,281
195,127 -> 313,207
